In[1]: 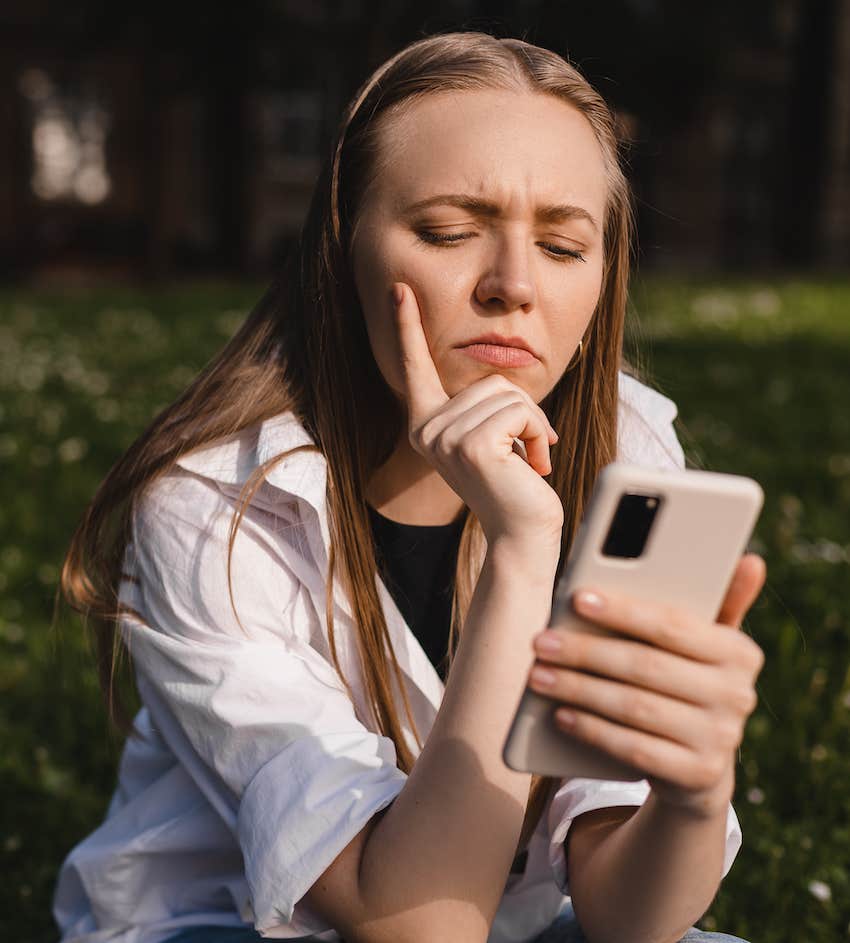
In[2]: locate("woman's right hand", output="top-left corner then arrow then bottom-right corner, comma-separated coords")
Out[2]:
392,282 -> 565,550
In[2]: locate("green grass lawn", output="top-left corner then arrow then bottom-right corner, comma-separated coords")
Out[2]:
2,275 -> 848,942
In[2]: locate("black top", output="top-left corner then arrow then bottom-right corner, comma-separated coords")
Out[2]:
367,501 -> 467,682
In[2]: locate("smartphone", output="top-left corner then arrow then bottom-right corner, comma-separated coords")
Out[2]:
502,461 -> 764,782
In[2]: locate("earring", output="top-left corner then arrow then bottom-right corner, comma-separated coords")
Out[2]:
563,338 -> 584,374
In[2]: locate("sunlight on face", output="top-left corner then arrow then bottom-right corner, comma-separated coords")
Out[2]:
350,88 -> 608,405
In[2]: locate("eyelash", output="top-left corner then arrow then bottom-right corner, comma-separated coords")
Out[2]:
415,230 -> 586,263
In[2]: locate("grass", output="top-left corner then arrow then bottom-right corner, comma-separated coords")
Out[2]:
1,274 -> 848,942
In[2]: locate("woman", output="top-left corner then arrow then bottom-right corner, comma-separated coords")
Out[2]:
53,30 -> 766,943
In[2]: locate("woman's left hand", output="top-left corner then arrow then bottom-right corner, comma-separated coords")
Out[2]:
527,553 -> 767,819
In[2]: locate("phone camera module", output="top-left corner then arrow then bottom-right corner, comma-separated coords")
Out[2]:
601,492 -> 663,559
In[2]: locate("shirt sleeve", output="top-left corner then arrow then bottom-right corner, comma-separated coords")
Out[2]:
546,777 -> 743,896
617,370 -> 686,471
120,469 -> 408,934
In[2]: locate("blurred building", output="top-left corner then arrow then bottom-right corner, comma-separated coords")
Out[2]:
0,0 -> 847,282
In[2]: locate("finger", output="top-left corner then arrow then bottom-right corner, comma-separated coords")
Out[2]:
441,391 -> 552,474
392,283 -> 448,427
528,663 -> 707,748
533,630 -> 723,707
469,394 -> 552,475
550,702 -> 704,787
496,379 -> 559,446
715,553 -> 767,629
566,589 -> 726,664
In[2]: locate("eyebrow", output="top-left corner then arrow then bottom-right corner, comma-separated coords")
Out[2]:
403,192 -> 600,232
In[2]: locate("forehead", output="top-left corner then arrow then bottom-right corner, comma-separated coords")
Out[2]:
374,89 -> 608,220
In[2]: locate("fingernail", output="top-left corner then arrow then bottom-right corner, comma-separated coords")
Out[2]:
392,284 -> 404,307
530,666 -> 556,686
556,708 -> 576,726
535,631 -> 561,653
575,590 -> 605,612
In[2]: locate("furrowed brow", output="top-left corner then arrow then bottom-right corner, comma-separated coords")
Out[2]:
404,193 -> 599,232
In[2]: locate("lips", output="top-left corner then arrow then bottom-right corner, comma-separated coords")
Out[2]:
457,333 -> 539,359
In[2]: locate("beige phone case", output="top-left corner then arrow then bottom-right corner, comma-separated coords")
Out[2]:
502,461 -> 764,781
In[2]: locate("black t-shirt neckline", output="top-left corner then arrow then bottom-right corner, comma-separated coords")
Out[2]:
366,502 -> 468,682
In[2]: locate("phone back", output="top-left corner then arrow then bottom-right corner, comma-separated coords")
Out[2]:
502,462 -> 764,782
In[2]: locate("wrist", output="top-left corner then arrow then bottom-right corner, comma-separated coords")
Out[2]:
649,768 -> 735,822
486,534 -> 561,584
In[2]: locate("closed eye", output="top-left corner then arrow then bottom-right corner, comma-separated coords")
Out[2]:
415,230 -> 586,263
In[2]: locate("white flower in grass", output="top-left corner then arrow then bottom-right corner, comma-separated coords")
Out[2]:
746,787 -> 764,805
748,288 -> 781,317
58,436 -> 88,463
691,291 -> 739,325
808,880 -> 831,902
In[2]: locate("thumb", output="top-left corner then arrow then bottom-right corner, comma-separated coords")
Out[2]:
716,553 -> 767,629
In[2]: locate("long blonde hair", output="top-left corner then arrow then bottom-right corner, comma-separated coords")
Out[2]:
59,30 -> 640,863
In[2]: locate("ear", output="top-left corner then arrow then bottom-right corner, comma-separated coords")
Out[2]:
716,553 -> 767,629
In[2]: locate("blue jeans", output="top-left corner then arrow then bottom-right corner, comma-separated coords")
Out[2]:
159,900 -> 750,942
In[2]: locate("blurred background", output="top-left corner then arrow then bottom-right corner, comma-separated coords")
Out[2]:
2,0 -> 849,279
1,2 -> 848,942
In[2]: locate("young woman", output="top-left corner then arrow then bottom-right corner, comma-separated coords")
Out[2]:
53,30 -> 766,943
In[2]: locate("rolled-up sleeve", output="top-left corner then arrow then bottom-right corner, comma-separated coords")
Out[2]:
121,470 -> 407,932
546,777 -> 743,896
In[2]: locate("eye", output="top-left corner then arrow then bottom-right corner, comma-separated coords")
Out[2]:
415,230 -> 586,263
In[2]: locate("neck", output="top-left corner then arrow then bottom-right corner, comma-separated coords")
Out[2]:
365,436 -> 466,526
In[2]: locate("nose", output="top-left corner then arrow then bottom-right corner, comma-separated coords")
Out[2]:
474,232 -> 536,312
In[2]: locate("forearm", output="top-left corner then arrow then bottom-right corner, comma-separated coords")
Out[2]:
568,788 -> 730,943
357,538 -> 560,943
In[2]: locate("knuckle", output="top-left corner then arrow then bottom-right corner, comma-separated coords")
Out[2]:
433,431 -> 454,461
658,602 -> 684,632
716,717 -> 742,750
746,639 -> 766,673
626,741 -> 652,772
637,646 -> 665,687
566,633 -> 591,669
559,668 -> 579,697
419,417 -> 440,448
623,688 -> 654,727
653,617 -> 680,650
456,436 -> 481,467
706,752 -> 728,782
503,399 -> 527,418
485,373 -> 513,394
731,684 -> 758,716
409,426 -> 426,454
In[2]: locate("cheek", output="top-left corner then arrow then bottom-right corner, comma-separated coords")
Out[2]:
544,265 -> 603,363
573,259 -> 604,326
353,236 -> 455,394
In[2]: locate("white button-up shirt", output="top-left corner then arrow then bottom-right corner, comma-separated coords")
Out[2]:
53,371 -> 742,943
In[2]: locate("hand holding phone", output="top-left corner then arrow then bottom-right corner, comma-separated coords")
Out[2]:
502,463 -> 767,818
